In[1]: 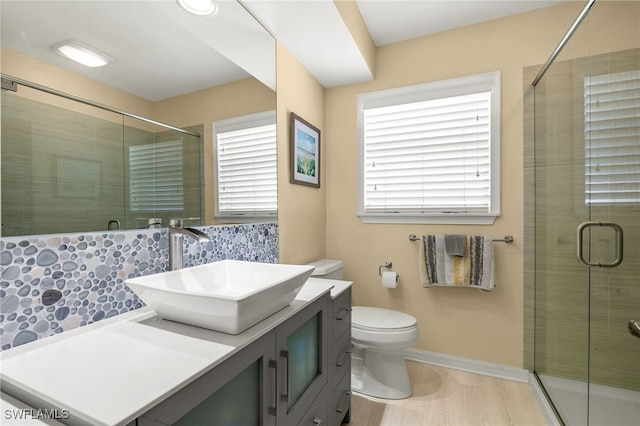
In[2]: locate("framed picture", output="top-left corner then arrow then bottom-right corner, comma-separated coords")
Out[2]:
290,112 -> 320,188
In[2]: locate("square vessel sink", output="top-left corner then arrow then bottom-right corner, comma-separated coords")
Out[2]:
125,260 -> 314,334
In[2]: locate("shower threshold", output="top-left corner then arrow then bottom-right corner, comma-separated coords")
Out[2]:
538,374 -> 640,426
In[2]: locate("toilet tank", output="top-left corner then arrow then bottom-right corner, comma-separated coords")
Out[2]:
308,259 -> 343,280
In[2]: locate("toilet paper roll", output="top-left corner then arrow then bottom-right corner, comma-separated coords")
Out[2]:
382,271 -> 399,288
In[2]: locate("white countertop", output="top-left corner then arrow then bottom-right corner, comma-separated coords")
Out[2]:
299,277 -> 351,300
0,278 -> 351,426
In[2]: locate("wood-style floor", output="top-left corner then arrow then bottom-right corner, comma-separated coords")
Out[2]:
343,361 -> 547,426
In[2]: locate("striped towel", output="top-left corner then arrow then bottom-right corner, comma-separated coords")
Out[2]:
419,235 -> 495,291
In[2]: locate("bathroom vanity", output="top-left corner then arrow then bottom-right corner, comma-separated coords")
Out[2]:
0,278 -> 351,426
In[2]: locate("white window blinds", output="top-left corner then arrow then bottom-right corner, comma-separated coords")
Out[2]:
358,72 -> 500,224
585,70 -> 640,205
214,111 -> 277,218
129,140 -> 184,212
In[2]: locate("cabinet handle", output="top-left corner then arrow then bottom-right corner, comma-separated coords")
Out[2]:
335,308 -> 352,321
268,359 -> 277,416
312,418 -> 322,425
280,350 -> 289,403
336,391 -> 351,413
336,350 -> 352,367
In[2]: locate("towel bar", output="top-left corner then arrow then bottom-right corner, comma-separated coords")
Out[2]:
408,234 -> 514,243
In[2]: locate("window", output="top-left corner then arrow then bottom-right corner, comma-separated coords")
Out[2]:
129,140 -> 184,211
585,70 -> 640,205
213,111 -> 277,220
357,72 -> 501,224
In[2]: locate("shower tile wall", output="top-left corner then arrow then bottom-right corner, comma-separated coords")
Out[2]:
586,49 -> 640,392
0,222 -> 278,351
1,92 -> 126,236
527,48 -> 640,391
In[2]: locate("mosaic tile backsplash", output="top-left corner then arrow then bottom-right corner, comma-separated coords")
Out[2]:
0,222 -> 278,351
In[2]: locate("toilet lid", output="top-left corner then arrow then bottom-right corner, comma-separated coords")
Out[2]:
352,306 -> 417,330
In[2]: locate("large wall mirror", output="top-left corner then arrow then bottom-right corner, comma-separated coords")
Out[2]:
0,0 -> 276,237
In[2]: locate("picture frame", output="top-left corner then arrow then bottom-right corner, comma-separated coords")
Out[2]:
290,112 -> 320,188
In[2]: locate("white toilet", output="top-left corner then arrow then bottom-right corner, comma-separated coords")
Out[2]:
308,259 -> 419,400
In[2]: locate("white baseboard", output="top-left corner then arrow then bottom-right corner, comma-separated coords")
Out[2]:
403,348 -> 530,384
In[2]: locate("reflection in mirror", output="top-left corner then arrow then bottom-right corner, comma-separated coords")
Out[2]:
213,110 -> 277,221
1,83 -> 203,236
123,119 -> 203,232
0,0 -> 276,237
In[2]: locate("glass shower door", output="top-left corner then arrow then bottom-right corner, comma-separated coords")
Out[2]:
582,57 -> 640,426
533,26 -> 640,426
533,54 -> 591,424
531,3 -> 640,424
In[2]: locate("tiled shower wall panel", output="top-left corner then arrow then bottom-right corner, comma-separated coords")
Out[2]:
0,222 -> 278,351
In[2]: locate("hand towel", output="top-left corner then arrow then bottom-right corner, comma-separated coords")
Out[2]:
444,234 -> 467,257
469,236 -> 494,289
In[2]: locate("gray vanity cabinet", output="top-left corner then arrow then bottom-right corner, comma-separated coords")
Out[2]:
138,293 -> 330,426
330,287 -> 352,426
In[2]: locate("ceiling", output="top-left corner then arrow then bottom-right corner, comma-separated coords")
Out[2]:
1,0 -> 573,99
245,0 -> 572,87
356,0 -> 571,47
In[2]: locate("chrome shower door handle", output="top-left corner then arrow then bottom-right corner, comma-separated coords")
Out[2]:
629,320 -> 640,340
576,221 -> 624,267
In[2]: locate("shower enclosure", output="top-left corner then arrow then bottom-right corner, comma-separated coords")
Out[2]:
526,1 -> 639,425
1,77 -> 203,236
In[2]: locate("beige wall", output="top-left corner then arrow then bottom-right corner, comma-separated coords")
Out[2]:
322,2 -> 588,368
276,43 -> 327,265
333,0 -> 376,77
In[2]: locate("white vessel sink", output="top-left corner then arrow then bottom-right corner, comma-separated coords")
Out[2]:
125,260 -> 314,334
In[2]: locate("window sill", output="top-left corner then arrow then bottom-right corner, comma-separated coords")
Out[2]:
358,213 -> 498,225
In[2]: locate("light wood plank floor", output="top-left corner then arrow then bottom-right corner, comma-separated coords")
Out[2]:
343,361 -> 547,426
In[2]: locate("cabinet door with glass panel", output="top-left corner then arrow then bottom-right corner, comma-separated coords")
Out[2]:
138,330 -> 276,426
274,295 -> 329,426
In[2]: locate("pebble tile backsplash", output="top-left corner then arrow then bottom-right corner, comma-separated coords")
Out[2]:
0,222 -> 278,351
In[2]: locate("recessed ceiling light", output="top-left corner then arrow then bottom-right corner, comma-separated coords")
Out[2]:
51,40 -> 113,68
176,0 -> 218,16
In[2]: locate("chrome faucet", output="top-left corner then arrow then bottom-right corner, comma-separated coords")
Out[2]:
168,218 -> 210,270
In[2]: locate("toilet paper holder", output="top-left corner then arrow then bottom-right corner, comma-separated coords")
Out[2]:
378,261 -> 392,276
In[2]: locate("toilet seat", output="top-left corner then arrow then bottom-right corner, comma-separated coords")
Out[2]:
352,306 -> 417,331
351,306 -> 419,348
